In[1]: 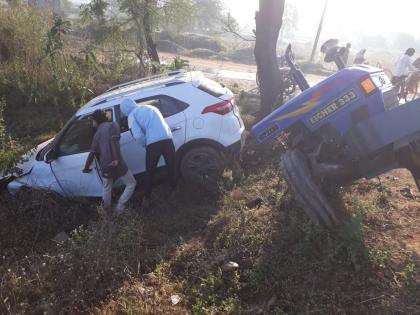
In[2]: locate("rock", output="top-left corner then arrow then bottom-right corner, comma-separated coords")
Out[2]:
400,187 -> 415,199
52,231 -> 69,243
246,305 -> 263,314
170,294 -> 181,305
246,197 -> 264,209
265,295 -> 277,309
222,261 -> 239,271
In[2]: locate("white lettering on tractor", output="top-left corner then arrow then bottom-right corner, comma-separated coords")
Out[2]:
310,90 -> 358,125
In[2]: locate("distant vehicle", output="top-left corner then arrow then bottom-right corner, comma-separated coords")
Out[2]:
2,71 -> 245,197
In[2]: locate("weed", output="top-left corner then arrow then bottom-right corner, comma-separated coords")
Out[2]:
401,262 -> 415,279
369,248 -> 391,269
0,97 -> 23,173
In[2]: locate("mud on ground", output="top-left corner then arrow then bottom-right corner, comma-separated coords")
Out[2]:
0,79 -> 419,314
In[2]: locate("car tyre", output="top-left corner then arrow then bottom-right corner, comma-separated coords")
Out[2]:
180,146 -> 224,186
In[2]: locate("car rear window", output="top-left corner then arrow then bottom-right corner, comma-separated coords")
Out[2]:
197,77 -> 227,97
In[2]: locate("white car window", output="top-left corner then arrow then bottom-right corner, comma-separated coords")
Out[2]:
137,96 -> 188,118
58,119 -> 94,156
58,108 -> 114,156
118,96 -> 189,133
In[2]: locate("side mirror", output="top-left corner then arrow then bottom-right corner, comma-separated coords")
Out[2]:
44,148 -> 57,163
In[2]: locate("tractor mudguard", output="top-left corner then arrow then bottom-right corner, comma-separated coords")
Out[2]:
345,97 -> 420,159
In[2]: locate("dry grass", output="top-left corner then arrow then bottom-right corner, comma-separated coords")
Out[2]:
0,84 -> 419,315
1,137 -> 419,314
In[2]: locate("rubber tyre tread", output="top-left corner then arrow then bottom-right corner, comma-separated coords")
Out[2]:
281,151 -> 330,225
281,149 -> 338,227
180,146 -> 224,186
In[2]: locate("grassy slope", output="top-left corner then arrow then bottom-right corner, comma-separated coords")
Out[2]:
0,88 -> 419,315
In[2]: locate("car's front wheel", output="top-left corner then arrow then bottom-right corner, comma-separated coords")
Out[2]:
180,146 -> 224,186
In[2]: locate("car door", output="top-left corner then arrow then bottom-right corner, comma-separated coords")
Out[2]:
117,113 -> 146,176
154,96 -> 187,167
115,95 -> 188,174
49,113 -> 109,197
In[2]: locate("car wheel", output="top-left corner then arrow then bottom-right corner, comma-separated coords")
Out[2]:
281,149 -> 339,228
180,146 -> 224,186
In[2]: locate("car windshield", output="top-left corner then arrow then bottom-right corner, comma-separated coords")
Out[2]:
36,115 -> 79,161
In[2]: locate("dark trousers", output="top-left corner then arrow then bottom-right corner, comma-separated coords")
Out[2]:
145,139 -> 177,198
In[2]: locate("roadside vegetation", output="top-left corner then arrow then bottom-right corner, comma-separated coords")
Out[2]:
1,130 -> 419,314
0,5 -> 419,315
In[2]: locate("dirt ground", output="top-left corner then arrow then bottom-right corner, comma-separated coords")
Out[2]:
160,52 -> 327,90
1,58 -> 419,314
160,52 -> 258,73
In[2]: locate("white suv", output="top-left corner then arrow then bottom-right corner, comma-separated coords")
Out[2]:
4,71 -> 245,197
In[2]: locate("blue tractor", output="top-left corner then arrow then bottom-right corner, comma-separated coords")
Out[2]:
251,44 -> 420,227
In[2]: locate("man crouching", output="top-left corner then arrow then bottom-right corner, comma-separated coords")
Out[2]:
83,110 -> 136,214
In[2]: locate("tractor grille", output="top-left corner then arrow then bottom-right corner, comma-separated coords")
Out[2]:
383,88 -> 399,111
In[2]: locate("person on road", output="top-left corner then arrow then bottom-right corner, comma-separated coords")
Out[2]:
83,110 -> 136,213
341,43 -> 351,66
120,98 -> 177,209
392,48 -> 417,98
392,48 -> 417,82
353,49 -> 367,64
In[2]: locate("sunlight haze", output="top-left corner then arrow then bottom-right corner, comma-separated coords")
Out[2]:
224,0 -> 420,41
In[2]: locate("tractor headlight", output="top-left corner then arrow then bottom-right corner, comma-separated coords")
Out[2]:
360,77 -> 377,95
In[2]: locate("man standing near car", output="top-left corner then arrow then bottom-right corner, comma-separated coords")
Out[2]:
83,109 -> 136,214
120,98 -> 177,209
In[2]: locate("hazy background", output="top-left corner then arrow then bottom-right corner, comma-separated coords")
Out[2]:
66,0 -> 420,66
225,0 -> 420,39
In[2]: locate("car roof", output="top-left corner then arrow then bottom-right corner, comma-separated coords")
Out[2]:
77,71 -> 207,115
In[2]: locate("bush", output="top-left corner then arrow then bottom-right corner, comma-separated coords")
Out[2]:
188,48 -> 218,58
0,98 -> 22,173
0,9 -> 93,137
160,32 -> 226,53
156,39 -> 186,54
226,46 -> 255,64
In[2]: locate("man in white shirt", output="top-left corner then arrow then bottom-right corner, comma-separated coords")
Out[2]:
392,48 -> 416,81
120,98 -> 177,208
392,48 -> 417,99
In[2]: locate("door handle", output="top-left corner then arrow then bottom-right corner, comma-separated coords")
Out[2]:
171,126 -> 183,132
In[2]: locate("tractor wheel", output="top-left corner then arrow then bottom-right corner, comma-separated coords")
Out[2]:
281,149 -> 339,228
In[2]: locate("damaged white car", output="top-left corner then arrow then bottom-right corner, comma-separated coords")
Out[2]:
1,71 -> 245,197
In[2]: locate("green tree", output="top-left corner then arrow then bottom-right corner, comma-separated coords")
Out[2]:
193,0 -> 224,33
162,0 -> 196,33
80,0 -> 109,23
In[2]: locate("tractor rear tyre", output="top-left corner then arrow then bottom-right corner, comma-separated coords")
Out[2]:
281,149 -> 339,228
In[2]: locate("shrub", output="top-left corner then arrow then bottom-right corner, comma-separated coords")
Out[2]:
0,8 -> 140,139
0,97 -> 22,173
156,39 -> 186,54
226,46 -> 255,64
188,48 -> 218,58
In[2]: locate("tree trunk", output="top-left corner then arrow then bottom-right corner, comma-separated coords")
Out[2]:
254,0 -> 285,119
143,0 -> 160,71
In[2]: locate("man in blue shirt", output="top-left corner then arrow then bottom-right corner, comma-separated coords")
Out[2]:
120,98 -> 177,208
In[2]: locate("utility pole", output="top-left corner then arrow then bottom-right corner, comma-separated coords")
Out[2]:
309,0 -> 329,63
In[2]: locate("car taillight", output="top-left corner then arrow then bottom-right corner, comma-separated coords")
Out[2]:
202,99 -> 234,115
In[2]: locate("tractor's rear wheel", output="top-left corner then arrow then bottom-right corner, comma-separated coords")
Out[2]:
281,149 -> 339,228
